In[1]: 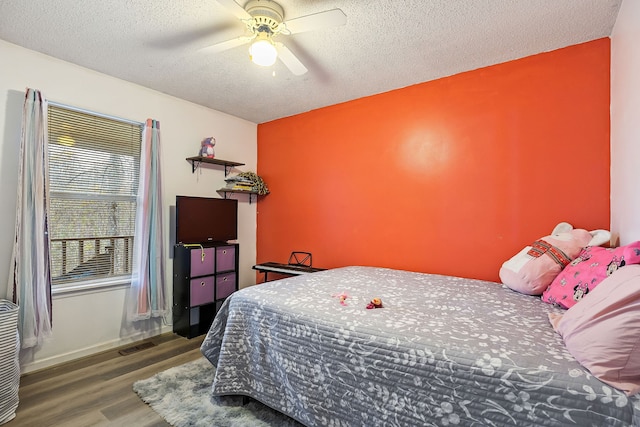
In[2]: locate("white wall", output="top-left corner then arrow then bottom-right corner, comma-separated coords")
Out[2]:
611,0 -> 640,244
0,39 -> 258,372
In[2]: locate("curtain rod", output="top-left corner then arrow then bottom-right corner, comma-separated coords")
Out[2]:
47,100 -> 144,127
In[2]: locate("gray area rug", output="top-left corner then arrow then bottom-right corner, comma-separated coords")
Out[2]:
133,357 -> 303,427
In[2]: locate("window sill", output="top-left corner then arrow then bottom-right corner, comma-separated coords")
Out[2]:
52,277 -> 131,298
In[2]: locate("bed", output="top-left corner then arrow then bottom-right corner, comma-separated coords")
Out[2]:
200,266 -> 640,426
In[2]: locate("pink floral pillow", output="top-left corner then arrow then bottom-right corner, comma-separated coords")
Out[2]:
541,241 -> 640,309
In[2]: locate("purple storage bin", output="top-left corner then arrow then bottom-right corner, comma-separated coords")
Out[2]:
190,247 -> 215,277
216,272 -> 236,299
190,276 -> 215,306
216,246 -> 236,272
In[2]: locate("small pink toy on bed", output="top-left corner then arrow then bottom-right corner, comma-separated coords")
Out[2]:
332,292 -> 349,306
499,222 -> 610,295
366,297 -> 383,309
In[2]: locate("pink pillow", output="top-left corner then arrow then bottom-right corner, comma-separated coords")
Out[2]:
541,241 -> 640,308
548,264 -> 640,395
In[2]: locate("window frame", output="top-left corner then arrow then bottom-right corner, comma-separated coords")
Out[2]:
46,101 -> 143,294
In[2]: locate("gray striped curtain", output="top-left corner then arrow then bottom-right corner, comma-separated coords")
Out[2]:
7,88 -> 53,348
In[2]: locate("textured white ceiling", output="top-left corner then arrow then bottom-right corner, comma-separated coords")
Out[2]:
0,0 -> 622,124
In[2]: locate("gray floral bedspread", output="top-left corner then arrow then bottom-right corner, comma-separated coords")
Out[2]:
201,266 -> 640,426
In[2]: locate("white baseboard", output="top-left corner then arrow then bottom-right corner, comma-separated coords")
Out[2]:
20,325 -> 174,374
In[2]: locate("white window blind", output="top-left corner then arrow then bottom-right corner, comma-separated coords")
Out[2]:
47,104 -> 142,287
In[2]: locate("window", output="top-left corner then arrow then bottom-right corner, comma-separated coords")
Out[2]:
47,104 -> 142,289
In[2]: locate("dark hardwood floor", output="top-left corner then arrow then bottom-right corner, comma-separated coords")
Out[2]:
11,333 -> 205,427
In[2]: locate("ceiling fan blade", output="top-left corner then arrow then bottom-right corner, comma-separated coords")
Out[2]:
146,23 -> 239,50
276,43 -> 308,76
199,35 -> 252,54
213,0 -> 252,21
284,9 -> 347,35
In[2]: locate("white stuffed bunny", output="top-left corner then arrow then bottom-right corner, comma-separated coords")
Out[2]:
499,222 -> 610,295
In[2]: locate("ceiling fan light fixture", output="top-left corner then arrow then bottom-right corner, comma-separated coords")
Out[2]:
249,37 -> 278,67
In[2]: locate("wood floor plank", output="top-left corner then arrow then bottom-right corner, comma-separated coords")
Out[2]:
101,394 -> 152,421
19,333 -> 182,387
19,337 -> 202,407
13,333 -> 205,427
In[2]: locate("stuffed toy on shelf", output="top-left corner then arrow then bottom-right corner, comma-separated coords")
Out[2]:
199,137 -> 216,158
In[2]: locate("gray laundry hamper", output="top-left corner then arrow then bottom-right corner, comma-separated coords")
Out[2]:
0,300 -> 19,425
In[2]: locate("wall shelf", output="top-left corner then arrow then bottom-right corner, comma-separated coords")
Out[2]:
217,188 -> 261,204
186,156 -> 245,176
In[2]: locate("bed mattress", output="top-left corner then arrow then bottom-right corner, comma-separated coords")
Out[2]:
201,266 -> 640,426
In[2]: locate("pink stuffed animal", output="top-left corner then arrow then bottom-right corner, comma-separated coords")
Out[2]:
499,222 -> 610,295
199,137 -> 216,158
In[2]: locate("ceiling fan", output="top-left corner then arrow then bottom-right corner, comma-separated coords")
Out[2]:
205,0 -> 347,75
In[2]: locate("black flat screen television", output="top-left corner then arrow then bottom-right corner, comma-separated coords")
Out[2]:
175,196 -> 238,243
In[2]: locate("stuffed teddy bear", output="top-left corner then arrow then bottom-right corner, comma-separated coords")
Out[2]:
199,137 -> 216,158
499,222 -> 610,295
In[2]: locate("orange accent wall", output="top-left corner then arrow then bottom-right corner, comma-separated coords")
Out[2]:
257,39 -> 611,283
